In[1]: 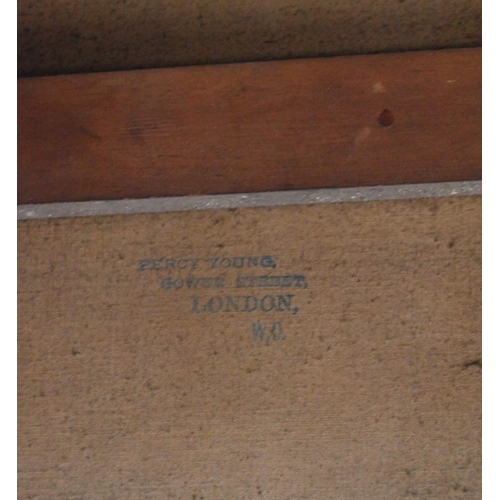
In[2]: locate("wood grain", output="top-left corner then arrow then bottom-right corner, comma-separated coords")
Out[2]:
18,48 -> 481,204
18,196 -> 482,498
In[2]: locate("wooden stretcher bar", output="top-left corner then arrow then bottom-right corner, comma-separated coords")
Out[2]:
18,47 -> 481,205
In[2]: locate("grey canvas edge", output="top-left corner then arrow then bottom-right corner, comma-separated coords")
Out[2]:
17,181 -> 482,220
